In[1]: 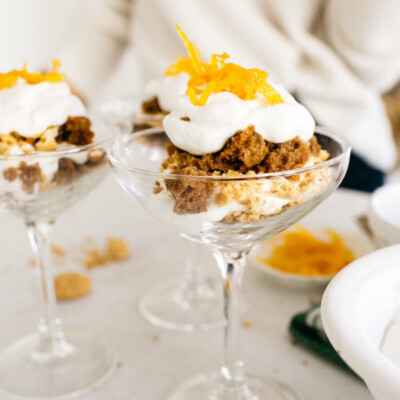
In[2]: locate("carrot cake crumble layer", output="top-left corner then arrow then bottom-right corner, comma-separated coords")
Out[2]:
159,126 -> 329,218
162,125 -> 326,175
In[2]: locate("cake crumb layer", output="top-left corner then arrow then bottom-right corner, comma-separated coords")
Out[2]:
163,125 -> 322,175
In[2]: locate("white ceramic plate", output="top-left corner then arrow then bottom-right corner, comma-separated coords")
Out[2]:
250,231 -> 374,290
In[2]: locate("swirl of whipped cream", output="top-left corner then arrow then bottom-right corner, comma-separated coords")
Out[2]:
145,73 -> 189,112
163,83 -> 315,155
0,80 -> 86,137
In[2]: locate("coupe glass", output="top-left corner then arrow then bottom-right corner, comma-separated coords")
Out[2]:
0,115 -> 126,399
102,98 -> 223,332
109,126 -> 350,400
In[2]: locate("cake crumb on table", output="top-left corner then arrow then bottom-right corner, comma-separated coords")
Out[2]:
241,319 -> 253,328
54,272 -> 91,300
84,248 -> 110,269
84,237 -> 131,268
107,237 -> 130,261
51,244 -> 66,257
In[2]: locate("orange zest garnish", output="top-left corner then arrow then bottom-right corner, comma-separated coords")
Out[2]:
166,24 -> 284,107
0,59 -> 64,90
175,24 -> 205,76
257,226 -> 355,276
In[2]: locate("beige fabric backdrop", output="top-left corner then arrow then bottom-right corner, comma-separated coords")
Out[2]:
0,0 -> 81,71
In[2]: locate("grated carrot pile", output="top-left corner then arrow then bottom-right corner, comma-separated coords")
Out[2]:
0,59 -> 64,90
257,226 -> 355,276
166,24 -> 284,107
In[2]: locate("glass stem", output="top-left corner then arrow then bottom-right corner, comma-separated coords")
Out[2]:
213,250 -> 253,399
177,240 -> 213,308
26,220 -> 71,359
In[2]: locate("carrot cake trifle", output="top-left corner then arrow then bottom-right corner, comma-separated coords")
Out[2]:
0,60 -> 105,199
152,26 -> 330,223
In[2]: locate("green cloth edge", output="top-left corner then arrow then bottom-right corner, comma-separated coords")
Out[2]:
289,309 -> 358,377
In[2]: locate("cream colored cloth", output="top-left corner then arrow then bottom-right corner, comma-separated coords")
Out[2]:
58,0 -> 400,171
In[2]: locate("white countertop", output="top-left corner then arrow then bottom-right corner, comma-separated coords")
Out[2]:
0,175 -> 374,400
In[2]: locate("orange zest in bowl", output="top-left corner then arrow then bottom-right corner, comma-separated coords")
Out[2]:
257,226 -> 355,276
0,59 -> 64,90
166,24 -> 284,107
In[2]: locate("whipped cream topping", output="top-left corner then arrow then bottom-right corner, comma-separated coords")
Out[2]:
163,82 -> 315,155
145,73 -> 189,112
0,80 -> 86,137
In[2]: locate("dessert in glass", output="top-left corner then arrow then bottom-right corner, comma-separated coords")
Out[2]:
103,72 -> 223,332
0,61 -> 122,399
109,26 -> 350,400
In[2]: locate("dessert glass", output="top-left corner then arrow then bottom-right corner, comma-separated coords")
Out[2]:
0,115 -> 125,399
102,98 -> 223,332
109,126 -> 350,400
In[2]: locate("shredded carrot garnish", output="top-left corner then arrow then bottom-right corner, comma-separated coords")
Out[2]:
0,59 -> 64,90
175,24 -> 205,76
166,24 -> 284,107
257,226 -> 355,276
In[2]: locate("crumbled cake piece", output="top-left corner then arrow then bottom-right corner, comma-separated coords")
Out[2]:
142,96 -> 164,114
54,272 -> 91,300
165,169 -> 214,214
83,237 -> 131,268
51,244 -> 66,257
221,126 -> 268,168
53,158 -> 78,185
35,127 -> 58,151
153,181 -> 163,194
3,161 -> 44,195
51,244 -> 67,266
3,166 -> 18,182
241,319 -> 253,328
84,248 -> 110,269
19,162 -> 44,195
0,132 -> 33,155
56,116 -> 94,146
107,237 -> 131,261
53,153 -> 106,186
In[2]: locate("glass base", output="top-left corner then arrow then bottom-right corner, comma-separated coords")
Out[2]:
0,330 -> 118,399
138,278 -> 224,332
165,373 -> 301,400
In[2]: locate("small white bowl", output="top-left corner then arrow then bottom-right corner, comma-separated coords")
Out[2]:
250,233 -> 373,290
368,182 -> 400,247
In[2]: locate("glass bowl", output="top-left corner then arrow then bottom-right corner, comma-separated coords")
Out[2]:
109,126 -> 350,400
0,114 -> 126,399
102,98 -> 224,332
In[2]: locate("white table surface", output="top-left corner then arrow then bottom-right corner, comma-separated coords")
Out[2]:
0,175 -> 374,400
